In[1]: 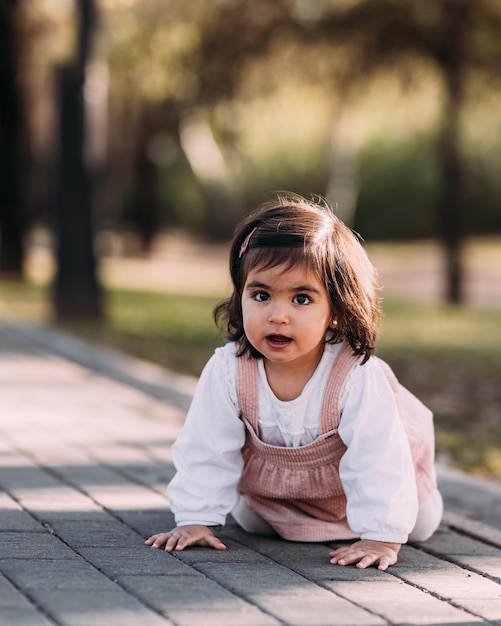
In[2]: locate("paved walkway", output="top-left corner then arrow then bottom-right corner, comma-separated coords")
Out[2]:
1,321 -> 501,626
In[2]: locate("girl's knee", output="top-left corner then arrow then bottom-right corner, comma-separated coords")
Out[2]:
409,489 -> 443,542
231,496 -> 277,536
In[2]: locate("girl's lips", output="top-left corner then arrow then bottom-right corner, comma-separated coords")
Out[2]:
266,334 -> 292,347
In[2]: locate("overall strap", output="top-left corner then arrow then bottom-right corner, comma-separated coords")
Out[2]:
319,342 -> 362,434
235,353 -> 259,432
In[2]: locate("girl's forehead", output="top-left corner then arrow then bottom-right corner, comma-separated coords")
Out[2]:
244,262 -> 323,287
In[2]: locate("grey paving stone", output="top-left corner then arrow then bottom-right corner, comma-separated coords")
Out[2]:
112,462 -> 175,489
195,562 -> 313,595
0,531 -> 81,561
323,578 -> 482,625
114,509 -> 175,538
0,493 -> 47,532
46,517 -> 144,548
0,509 -> 47,533
82,484 -> 168,513
245,585 -> 387,626
390,544 -> 453,569
439,465 -> 501,530
223,529 -> 441,581
167,607 -> 282,626
15,491 -> 102,516
171,538 -> 272,566
417,527 -> 501,556
194,560 -> 389,626
452,598 -> 501,623
397,564 -> 501,599
0,608 -> 55,625
223,532 -> 378,581
77,546 -> 194,577
317,566 -> 395,582
0,572 -> 36,608
47,463 -> 132,489
117,573 -> 253,613
0,465 -> 63,492
394,563 -> 501,621
453,554 -> 501,582
20,323 -> 196,411
28,589 -> 172,626
0,573 -> 57,623
0,559 -> 118,591
33,509 -> 111,525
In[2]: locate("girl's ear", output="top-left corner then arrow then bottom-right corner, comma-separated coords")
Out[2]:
328,317 -> 338,330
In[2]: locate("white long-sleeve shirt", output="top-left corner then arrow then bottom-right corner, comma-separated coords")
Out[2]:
167,341 -> 418,543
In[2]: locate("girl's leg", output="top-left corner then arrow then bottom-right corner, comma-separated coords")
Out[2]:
231,495 -> 278,536
409,488 -> 444,542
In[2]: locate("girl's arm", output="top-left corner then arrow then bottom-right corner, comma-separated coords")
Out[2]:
149,346 -> 245,548
337,358 -> 418,563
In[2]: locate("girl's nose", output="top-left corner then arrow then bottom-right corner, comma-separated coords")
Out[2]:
268,304 -> 289,324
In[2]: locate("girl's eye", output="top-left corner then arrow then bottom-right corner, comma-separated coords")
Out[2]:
254,291 -> 270,302
293,294 -> 311,305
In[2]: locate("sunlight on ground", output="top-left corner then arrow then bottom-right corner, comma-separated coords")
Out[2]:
25,232 -> 232,297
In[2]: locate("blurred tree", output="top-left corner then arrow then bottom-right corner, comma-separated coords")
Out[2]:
127,107 -> 162,252
0,0 -> 28,278
53,0 -> 103,321
103,0 -> 290,241
297,0 -> 501,304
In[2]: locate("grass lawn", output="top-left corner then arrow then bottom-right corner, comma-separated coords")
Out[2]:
1,268 -> 501,484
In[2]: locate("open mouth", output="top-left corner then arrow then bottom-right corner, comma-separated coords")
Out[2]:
266,334 -> 292,347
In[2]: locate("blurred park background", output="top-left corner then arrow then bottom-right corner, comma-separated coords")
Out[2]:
1,1 -> 500,483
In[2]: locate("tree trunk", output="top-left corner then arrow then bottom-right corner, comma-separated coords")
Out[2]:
53,0 -> 103,321
437,95 -> 464,305
0,0 -> 25,278
53,65 -> 103,320
436,3 -> 469,306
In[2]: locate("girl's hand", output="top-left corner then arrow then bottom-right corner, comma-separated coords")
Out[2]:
329,539 -> 400,571
145,525 -> 227,553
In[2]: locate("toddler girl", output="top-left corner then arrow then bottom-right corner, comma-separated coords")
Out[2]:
146,193 -> 443,570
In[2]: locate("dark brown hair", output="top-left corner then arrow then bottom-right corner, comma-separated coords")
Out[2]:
214,192 -> 381,362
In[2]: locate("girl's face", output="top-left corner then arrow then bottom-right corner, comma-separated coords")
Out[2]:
241,262 -> 335,373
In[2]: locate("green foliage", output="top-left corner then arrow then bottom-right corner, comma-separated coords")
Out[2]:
355,133 -> 437,240
0,281 -> 48,321
464,143 -> 501,234
378,298 -> 501,353
355,133 -> 501,240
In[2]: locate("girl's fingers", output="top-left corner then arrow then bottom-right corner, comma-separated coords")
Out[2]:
168,530 -> 200,551
204,535 -> 227,551
376,557 -> 390,571
145,527 -> 226,553
329,547 -> 359,565
166,535 -> 183,551
355,554 -> 377,569
145,533 -> 172,549
330,549 -> 396,569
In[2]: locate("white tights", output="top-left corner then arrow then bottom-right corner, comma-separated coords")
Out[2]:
408,488 -> 444,542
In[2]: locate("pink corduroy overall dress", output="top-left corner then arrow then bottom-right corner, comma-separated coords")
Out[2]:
236,342 -> 438,542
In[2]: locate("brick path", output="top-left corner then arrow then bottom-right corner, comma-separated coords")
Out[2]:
0,321 -> 501,626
